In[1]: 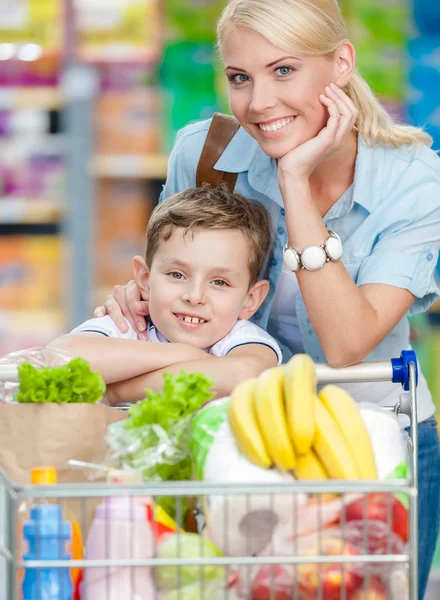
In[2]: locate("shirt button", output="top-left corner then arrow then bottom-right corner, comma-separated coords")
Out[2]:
277,227 -> 284,235
270,258 -> 277,266
427,253 -> 434,262
280,208 -> 285,217
255,311 -> 261,320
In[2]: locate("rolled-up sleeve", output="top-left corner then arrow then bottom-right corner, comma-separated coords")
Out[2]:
357,172 -> 440,316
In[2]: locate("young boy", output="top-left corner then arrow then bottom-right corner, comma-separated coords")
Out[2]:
48,184 -> 281,403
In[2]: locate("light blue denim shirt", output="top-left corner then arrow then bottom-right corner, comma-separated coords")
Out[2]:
159,118 -> 440,363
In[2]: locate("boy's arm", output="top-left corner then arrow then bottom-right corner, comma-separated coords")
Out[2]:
106,343 -> 278,405
47,333 -> 207,384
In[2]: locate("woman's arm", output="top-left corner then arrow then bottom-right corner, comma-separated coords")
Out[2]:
47,333 -> 208,384
106,344 -> 277,405
278,85 -> 417,367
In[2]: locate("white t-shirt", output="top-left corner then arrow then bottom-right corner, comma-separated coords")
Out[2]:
72,316 -> 283,364
269,265 -> 435,424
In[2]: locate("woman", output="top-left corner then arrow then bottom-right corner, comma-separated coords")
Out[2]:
95,1 -> 440,595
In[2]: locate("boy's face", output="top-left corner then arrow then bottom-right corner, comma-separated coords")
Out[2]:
134,227 -> 269,350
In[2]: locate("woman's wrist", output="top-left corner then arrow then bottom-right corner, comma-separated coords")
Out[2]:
278,168 -> 311,190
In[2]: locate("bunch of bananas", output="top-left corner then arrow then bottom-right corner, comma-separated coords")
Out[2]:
228,354 -> 377,480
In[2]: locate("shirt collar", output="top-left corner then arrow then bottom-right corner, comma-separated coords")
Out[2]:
147,320 -> 169,344
214,129 -> 381,215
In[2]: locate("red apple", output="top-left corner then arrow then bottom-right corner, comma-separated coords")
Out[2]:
343,494 -> 408,543
252,564 -> 294,600
297,537 -> 364,600
351,576 -> 388,599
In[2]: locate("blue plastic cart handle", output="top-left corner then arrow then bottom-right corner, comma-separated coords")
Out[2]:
391,349 -> 418,391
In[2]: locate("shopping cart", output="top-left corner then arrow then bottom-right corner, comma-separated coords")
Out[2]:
0,350 -> 419,600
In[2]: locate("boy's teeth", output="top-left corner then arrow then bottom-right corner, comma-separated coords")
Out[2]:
182,316 -> 205,323
259,116 -> 294,132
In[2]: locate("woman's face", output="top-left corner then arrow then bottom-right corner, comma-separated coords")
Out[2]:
222,27 -> 338,159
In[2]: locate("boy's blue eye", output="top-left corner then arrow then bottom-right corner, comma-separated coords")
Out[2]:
213,279 -> 228,287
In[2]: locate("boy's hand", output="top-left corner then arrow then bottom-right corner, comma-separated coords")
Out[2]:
93,280 -> 149,341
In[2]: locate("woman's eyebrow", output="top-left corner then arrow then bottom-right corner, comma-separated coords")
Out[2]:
225,56 -> 302,71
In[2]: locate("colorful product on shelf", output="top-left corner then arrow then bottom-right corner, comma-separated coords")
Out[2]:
165,0 -> 225,43
347,0 -> 408,106
75,0 -> 162,64
94,88 -> 162,155
0,0 -> 61,86
95,178 -> 153,288
0,236 -> 64,310
160,42 -> 222,152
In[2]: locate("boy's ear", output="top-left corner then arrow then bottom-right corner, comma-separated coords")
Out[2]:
239,279 -> 270,320
133,255 -> 150,300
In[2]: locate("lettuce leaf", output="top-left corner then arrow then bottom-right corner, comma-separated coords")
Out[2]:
110,370 -> 214,518
16,358 -> 106,404
126,370 -> 214,431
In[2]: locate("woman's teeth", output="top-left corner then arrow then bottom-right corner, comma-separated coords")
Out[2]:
259,116 -> 294,132
179,315 -> 206,324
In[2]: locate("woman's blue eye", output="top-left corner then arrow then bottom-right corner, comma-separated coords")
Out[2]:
229,73 -> 249,84
277,66 -> 293,76
169,272 -> 183,279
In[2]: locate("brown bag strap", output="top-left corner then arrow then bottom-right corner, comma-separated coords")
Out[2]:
196,112 -> 240,192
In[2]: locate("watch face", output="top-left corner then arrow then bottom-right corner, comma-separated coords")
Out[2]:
301,245 -> 327,271
283,247 -> 300,272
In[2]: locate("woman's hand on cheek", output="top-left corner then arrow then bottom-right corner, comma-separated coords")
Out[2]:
277,83 -> 358,182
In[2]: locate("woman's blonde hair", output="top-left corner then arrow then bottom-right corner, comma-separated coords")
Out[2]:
217,0 -> 432,148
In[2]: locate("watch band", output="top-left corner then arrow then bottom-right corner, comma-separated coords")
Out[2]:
283,230 -> 343,272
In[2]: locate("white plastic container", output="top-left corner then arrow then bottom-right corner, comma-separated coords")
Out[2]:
82,496 -> 155,600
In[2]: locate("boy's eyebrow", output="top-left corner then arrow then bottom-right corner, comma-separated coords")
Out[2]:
163,259 -> 237,276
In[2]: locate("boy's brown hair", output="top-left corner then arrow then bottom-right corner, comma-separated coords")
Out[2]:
145,183 -> 272,284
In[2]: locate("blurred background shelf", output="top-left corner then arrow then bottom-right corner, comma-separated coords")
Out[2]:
90,154 -> 169,179
0,199 -> 62,224
0,87 -> 63,110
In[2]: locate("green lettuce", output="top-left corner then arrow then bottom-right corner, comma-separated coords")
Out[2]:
109,370 -> 214,518
16,358 -> 106,404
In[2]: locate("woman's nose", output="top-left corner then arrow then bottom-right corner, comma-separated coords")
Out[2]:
249,82 -> 277,114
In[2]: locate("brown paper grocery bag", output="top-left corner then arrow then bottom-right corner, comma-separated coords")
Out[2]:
0,403 -> 127,533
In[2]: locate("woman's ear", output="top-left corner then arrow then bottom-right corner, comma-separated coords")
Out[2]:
334,40 -> 356,88
239,279 -> 270,320
133,256 -> 150,300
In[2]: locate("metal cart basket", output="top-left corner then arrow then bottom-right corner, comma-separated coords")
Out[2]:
0,351 -> 419,600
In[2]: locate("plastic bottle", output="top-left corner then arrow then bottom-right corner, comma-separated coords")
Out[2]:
22,504 -> 72,600
30,468 -> 84,594
82,495 -> 155,600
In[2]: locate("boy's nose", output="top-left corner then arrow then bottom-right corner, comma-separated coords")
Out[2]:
182,285 -> 206,305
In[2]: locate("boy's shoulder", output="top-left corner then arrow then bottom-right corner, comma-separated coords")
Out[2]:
210,319 -> 283,364
71,315 -> 140,340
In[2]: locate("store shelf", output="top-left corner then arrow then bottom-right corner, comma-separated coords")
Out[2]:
0,87 -> 63,110
90,154 -> 169,180
0,199 -> 63,224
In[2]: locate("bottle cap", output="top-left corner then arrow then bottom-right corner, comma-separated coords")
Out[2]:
31,467 -> 57,485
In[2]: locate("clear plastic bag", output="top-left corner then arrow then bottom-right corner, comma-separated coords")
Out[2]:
0,346 -> 72,403
238,523 -> 407,600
